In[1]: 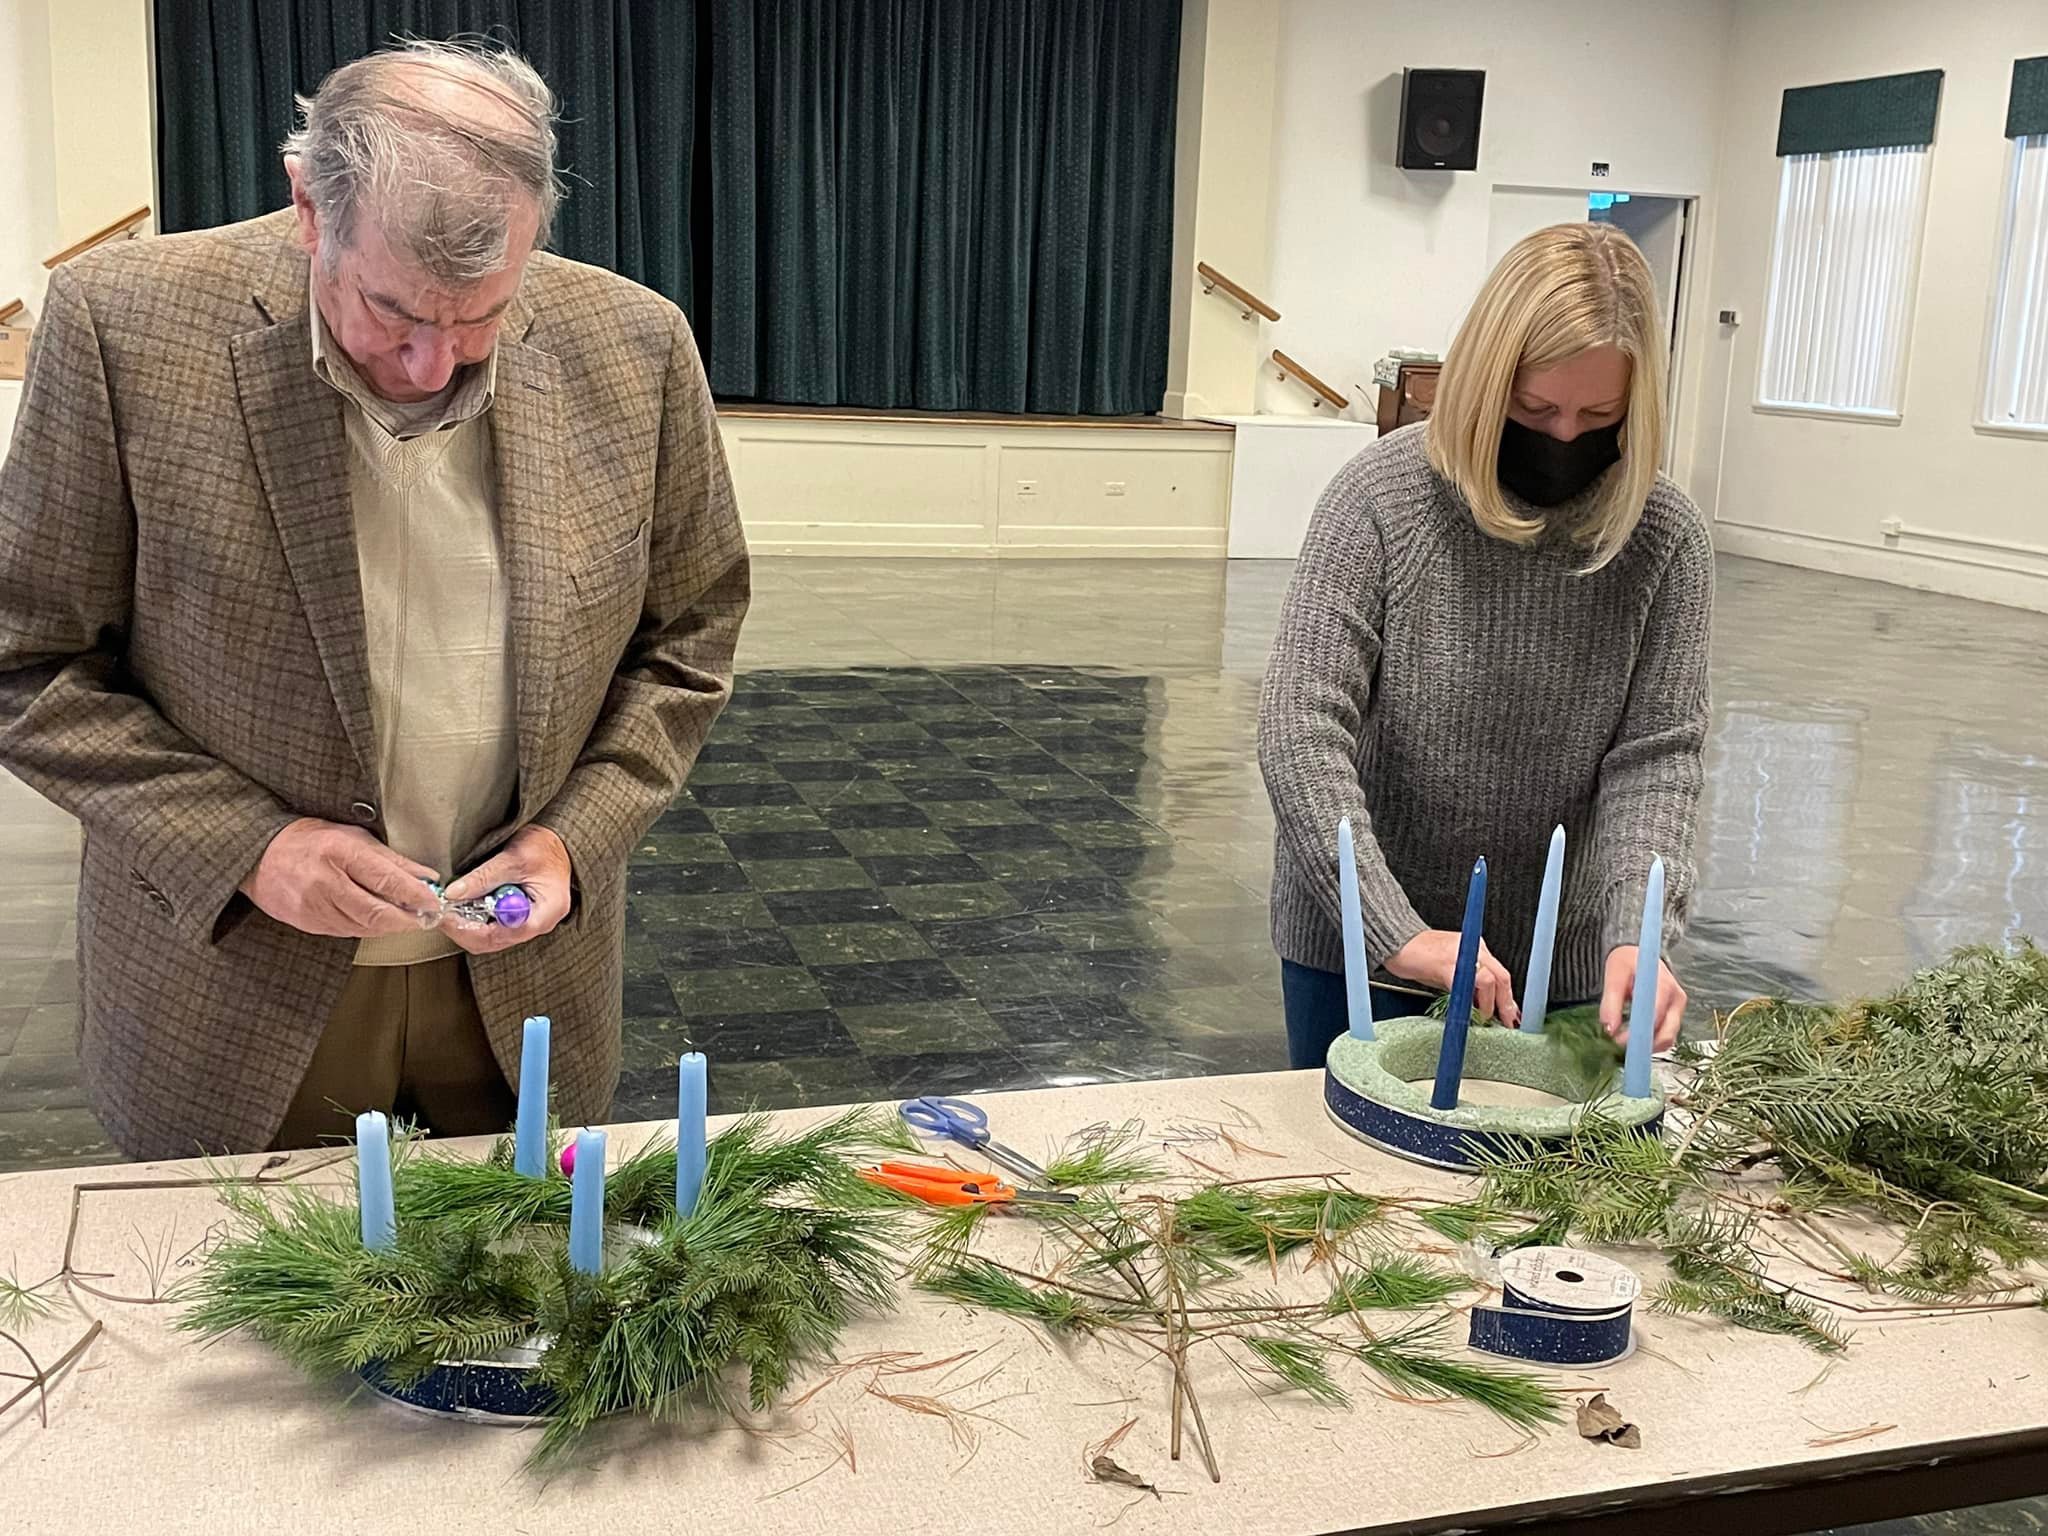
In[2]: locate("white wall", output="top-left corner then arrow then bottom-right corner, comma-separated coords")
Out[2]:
1261,0 -> 1735,451
0,0 -> 58,314
0,0 -> 58,456
717,415 -> 1236,559
1692,0 -> 2048,610
44,0 -> 155,245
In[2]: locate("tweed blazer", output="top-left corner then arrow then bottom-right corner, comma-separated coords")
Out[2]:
0,211 -> 749,1161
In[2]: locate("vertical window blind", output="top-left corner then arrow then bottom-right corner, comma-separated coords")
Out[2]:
1758,145 -> 1931,417
1983,134 -> 2048,430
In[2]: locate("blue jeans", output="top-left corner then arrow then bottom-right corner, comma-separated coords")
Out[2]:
1282,961 -> 1430,1069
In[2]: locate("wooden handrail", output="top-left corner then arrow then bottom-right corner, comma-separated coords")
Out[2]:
1197,262 -> 1280,322
1271,349 -> 1349,411
0,299 -> 23,327
44,205 -> 152,269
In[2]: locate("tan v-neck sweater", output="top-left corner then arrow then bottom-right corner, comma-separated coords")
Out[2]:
312,301 -> 519,966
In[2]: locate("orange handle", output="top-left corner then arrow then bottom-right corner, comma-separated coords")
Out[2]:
860,1162 -> 1017,1207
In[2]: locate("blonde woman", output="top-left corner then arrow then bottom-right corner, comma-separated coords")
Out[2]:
1258,223 -> 1709,1069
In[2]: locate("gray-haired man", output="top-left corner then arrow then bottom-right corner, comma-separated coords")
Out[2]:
0,41 -> 748,1160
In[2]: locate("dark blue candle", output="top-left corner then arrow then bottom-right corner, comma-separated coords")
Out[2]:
1430,858 -> 1488,1111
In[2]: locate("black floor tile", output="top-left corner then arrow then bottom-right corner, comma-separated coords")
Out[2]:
857,853 -> 990,887
891,775 -> 1004,801
940,821 -> 1071,853
862,1048 -> 1034,1099
651,805 -> 715,834
638,924 -> 803,970
985,994 -> 1157,1046
630,862 -> 754,896
809,957 -> 968,1008
692,781 -> 805,808
917,913 -> 1066,957
819,801 -> 933,829
722,828 -> 851,861
762,888 -> 905,926
776,757 -> 885,780
684,1009 -> 863,1062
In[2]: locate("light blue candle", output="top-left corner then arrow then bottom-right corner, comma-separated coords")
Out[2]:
514,1015 -> 551,1178
1336,817 -> 1375,1042
355,1110 -> 395,1252
677,1052 -> 708,1218
1625,857 -> 1665,1099
1523,826 -> 1566,1035
568,1127 -> 607,1275
1430,858 -> 1487,1111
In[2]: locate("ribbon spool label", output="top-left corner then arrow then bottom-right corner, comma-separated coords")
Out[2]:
1468,1246 -> 1640,1368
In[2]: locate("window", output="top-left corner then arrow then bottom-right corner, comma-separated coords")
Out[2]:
1982,135 -> 2048,430
1757,145 -> 1932,418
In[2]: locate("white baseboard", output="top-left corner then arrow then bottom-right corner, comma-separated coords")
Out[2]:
1712,521 -> 2048,614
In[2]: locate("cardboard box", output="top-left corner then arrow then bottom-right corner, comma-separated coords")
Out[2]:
0,322 -> 29,382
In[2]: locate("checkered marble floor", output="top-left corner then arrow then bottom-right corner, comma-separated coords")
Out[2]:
607,664 -> 1284,1123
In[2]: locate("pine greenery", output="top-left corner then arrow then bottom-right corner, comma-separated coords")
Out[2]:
1424,942 -> 2048,1348
179,1107 -> 906,1464
913,1159 -> 1562,1440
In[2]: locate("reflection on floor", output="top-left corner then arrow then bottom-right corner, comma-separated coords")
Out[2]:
2,554 -> 2045,1532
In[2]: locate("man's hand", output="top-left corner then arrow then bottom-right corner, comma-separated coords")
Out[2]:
1385,930 -> 1522,1027
239,818 -> 441,938
1600,947 -> 1687,1052
441,825 -> 573,956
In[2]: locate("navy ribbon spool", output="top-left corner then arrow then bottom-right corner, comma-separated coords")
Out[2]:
1467,1247 -> 1639,1368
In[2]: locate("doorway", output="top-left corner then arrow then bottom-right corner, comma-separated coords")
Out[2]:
1485,186 -> 1697,468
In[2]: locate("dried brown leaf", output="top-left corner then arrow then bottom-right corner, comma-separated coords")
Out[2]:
1575,1392 -> 1641,1449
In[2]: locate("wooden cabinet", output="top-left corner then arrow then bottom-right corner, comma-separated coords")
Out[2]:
1375,362 -> 1441,436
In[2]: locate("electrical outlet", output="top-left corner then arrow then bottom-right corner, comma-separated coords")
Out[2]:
1719,308 -> 1740,326
1104,480 -> 1127,497
1016,479 -> 1039,498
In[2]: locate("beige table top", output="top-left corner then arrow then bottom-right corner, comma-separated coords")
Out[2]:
4,1069 -> 2044,1535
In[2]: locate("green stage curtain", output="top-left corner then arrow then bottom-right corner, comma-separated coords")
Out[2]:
153,0 -> 699,319
708,0 -> 1181,415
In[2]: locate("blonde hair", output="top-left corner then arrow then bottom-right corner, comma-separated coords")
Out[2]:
1425,223 -> 1667,570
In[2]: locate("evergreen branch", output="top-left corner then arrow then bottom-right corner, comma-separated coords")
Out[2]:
1240,1336 -> 1349,1406
1044,1122 -> 1166,1189
1325,1255 -> 1471,1314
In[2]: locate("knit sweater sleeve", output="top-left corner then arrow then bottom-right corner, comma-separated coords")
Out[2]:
1595,501 -> 1714,955
1257,463 -> 1428,962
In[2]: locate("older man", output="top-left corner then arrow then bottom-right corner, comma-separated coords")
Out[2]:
0,42 -> 747,1160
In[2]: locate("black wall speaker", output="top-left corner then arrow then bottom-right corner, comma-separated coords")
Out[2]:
1397,68 -> 1485,171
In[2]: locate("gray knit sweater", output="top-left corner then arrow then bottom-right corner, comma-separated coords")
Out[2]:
1257,424 -> 1713,1003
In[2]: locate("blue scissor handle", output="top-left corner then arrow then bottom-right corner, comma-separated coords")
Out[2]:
900,1096 -> 990,1147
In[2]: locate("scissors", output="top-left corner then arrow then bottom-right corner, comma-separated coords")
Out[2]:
899,1096 -> 1053,1187
859,1161 -> 1078,1209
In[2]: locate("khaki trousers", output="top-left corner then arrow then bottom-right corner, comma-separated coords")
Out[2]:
272,956 -> 516,1149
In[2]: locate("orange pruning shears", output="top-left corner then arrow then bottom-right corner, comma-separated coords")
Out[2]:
859,1161 -> 1080,1208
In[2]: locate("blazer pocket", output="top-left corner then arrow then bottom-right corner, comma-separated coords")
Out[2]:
571,520 -> 650,602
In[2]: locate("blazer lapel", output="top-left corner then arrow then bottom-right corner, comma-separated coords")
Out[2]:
230,261 -> 378,782
489,335 -> 564,824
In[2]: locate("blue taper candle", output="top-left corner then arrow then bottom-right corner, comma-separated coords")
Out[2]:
1523,827 -> 1566,1035
513,1015 -> 551,1178
677,1053 -> 708,1218
568,1127 -> 607,1275
1625,858 -> 1665,1099
355,1110 -> 395,1252
1336,817 -> 1375,1042
1430,858 -> 1488,1111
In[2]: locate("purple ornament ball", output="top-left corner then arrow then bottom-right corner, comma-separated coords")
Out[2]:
492,885 -> 533,928
559,1141 -> 577,1177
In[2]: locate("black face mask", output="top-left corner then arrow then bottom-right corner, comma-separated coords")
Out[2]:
1497,418 -> 1623,507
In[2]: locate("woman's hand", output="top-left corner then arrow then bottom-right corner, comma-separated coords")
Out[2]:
1599,948 -> 1686,1051
1385,931 -> 1521,1027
